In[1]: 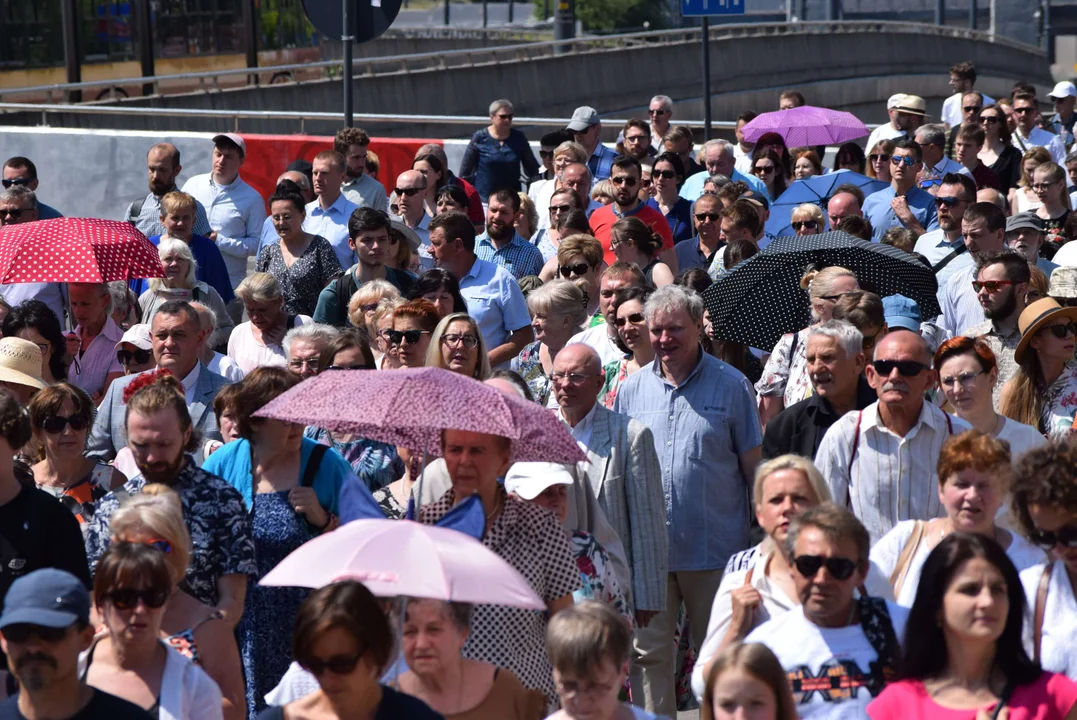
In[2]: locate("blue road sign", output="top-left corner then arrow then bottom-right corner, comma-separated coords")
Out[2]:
681,0 -> 744,16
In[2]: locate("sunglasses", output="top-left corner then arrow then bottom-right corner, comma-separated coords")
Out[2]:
559,262 -> 590,278
325,364 -> 370,370
653,169 -> 677,180
0,178 -> 30,189
1030,522 -> 1077,550
1,624 -> 69,644
387,329 -> 431,346
1043,322 -> 1077,339
497,113 -> 513,120
549,204 -> 572,215
624,135 -> 648,144
919,179 -> 944,189
0,208 -> 29,219
109,587 -> 169,611
871,359 -> 929,377
610,176 -> 637,187
935,196 -> 964,208
972,280 -> 1016,293
869,153 -> 891,163
649,109 -> 668,116
614,313 -> 645,327
117,348 -> 152,366
141,538 -> 173,554
793,555 -> 858,581
1013,107 -> 1035,115
42,414 -> 89,434
791,220 -> 818,231
862,327 -> 884,351
979,115 -> 1000,124
441,333 -> 479,349
753,165 -> 776,175
890,156 -> 918,167
393,187 -> 424,197
695,212 -> 720,223
963,105 -> 983,113
302,650 -> 364,677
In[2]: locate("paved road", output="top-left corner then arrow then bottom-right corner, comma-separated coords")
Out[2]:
395,2 -> 536,26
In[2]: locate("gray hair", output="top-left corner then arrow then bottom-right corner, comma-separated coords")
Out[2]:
283,323 -> 341,359
526,279 -> 588,330
235,272 -> 282,305
0,185 -> 36,208
108,281 -> 135,320
69,282 -> 113,315
189,300 -> 220,347
643,285 -> 704,325
806,320 -> 863,360
489,98 -> 513,116
701,139 -> 734,161
277,171 -> 310,193
650,95 -> 673,113
150,237 -> 198,291
915,124 -> 947,148
706,174 -> 731,189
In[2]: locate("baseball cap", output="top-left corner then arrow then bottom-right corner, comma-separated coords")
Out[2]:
882,294 -> 922,332
893,95 -> 927,117
0,569 -> 90,630
567,107 -> 601,133
886,93 -> 905,110
211,133 -> 246,157
1006,212 -> 1044,234
739,190 -> 769,211
1048,81 -> 1077,100
504,462 -> 574,500
116,323 -> 153,352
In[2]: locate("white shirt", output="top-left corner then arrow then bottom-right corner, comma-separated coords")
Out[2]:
941,91 -> 995,128
940,262 -> 985,337
567,325 -> 623,367
226,317 -> 311,375
181,362 -> 201,406
816,402 -> 972,543
925,155 -> 972,180
733,143 -> 754,175
181,173 -> 267,289
559,402 -> 598,452
1021,561 -> 1077,681
744,603 -> 909,719
997,416 -> 1049,459
208,351 -> 245,382
865,123 -> 906,154
304,193 -> 359,271
1012,126 -> 1068,165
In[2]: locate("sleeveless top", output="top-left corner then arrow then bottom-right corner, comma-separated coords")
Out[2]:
641,259 -> 658,287
37,463 -> 114,524
166,609 -> 225,666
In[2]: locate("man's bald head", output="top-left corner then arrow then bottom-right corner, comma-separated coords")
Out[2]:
556,343 -> 602,375
277,170 -> 310,193
827,192 -> 861,228
876,328 -> 931,364
553,344 -> 604,417
147,143 -> 182,195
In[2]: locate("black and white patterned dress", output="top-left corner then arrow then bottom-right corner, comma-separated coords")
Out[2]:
256,234 -> 343,317
420,487 -> 580,704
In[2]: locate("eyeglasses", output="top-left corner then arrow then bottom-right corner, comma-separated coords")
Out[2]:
325,364 -> 369,370
869,153 -> 891,163
963,105 -> 983,113
695,212 -> 720,223
935,196 -> 964,208
559,262 -> 590,278
939,370 -> 984,389
393,187 -> 424,197
624,134 -> 648,144
387,329 -> 431,346
793,555 -> 858,581
287,358 -> 320,372
441,333 -> 479,349
890,156 -> 918,167
117,348 -> 152,366
871,359 -> 929,377
610,176 -> 637,187
41,414 -> 89,434
0,178 -> 30,189
1,624 -> 69,644
550,371 -> 594,385
1030,523 -> 1077,550
0,208 -> 28,219
1031,181 -> 1061,192
1013,106 -> 1035,115
653,169 -> 676,180
972,280 -> 1016,293
791,220 -> 818,231
549,204 -> 572,215
270,214 -> 296,223
753,165 -> 776,175
979,115 -> 1000,124
614,312 -> 645,327
1042,322 -> 1077,339
302,650 -> 365,677
556,677 -> 619,701
109,587 -> 169,611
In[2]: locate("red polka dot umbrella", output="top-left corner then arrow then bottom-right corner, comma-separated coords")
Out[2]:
0,218 -> 165,283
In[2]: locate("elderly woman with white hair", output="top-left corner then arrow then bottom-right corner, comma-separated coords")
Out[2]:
458,98 -> 542,203
140,237 -> 234,344
510,279 -> 589,407
190,302 -> 245,382
227,272 -> 312,375
790,202 -> 825,236
281,323 -> 340,380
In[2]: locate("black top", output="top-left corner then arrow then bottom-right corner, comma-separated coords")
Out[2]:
761,375 -> 878,461
256,686 -> 444,720
0,688 -> 153,719
988,145 -> 1023,195
0,485 -> 91,599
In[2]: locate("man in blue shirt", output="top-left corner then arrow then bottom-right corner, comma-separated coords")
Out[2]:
568,106 -> 619,182
680,139 -> 767,202
614,285 -> 762,718
2,157 -> 62,218
305,151 -> 359,271
474,189 -> 544,280
862,138 -> 939,242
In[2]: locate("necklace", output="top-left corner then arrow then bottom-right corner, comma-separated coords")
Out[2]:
484,491 -> 503,521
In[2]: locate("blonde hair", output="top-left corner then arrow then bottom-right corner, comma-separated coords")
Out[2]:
1019,147 -> 1053,189
999,354 -> 1046,430
791,203 -> 824,224
554,141 -> 588,166
367,297 -> 404,348
527,279 -> 588,329
347,279 -> 401,328
518,192 -> 538,240
109,484 -> 191,587
701,643 -> 799,720
159,191 -> 196,217
800,265 -> 858,300
753,454 -> 831,509
235,272 -> 283,305
149,237 -> 198,292
425,313 -> 491,380
591,179 -> 615,203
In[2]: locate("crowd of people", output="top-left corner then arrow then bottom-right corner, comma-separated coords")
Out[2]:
3,60 -> 1077,720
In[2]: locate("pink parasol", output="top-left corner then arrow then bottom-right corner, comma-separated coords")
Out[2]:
0,218 -> 164,283
741,106 -> 869,146
253,366 -> 586,464
260,518 -> 546,610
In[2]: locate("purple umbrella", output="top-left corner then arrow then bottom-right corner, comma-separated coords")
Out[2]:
742,106 -> 869,146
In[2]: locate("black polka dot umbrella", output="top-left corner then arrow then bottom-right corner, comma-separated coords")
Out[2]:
701,231 -> 941,351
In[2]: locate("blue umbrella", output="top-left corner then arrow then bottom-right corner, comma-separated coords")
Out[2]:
764,171 -> 889,238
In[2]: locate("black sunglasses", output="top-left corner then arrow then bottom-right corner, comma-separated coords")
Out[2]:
0,208 -> 29,219
963,105 -> 983,113
793,554 -> 858,581
1043,322 -> 1077,339
559,262 -> 590,278
791,220 -> 818,231
539,149 -> 554,159
387,329 -> 430,346
610,176 -> 638,187
935,196 -> 963,208
653,169 -> 677,180
1030,523 -> 1077,550
394,187 -> 424,197
109,587 -> 169,611
869,153 -> 891,163
117,348 -> 152,366
302,650 -> 365,677
980,115 -> 1000,124
42,414 -> 89,434
1,624 -> 69,644
549,204 -> 572,215
1,178 -> 30,189
614,313 -> 645,327
695,212 -> 720,223
872,359 -> 929,377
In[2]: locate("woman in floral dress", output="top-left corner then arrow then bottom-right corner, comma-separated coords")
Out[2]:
511,280 -> 588,407
600,286 -> 654,409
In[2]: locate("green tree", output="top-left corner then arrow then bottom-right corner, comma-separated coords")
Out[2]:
532,0 -> 667,33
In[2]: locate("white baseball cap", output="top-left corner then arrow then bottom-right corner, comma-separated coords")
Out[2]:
211,132 -> 247,156
1048,81 -> 1077,100
116,323 -> 153,351
504,462 -> 574,500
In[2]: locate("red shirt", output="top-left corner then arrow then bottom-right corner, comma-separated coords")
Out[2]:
590,203 -> 674,266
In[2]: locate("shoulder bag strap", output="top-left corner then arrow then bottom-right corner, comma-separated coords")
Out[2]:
891,520 -> 926,598
990,681 -> 1015,720
301,444 -> 329,489
846,410 -> 864,508
1034,561 -> 1054,664
787,331 -> 799,366
932,243 -> 968,275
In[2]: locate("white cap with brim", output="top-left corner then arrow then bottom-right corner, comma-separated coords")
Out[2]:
116,323 -> 153,351
211,132 -> 247,157
1048,81 -> 1077,100
504,462 -> 574,500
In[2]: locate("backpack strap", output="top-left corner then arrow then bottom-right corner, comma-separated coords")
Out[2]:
1033,561 -> 1054,664
127,195 -> 146,227
890,520 -> 926,599
301,444 -> 329,489
845,410 -> 865,508
858,596 -> 901,695
334,271 -> 359,327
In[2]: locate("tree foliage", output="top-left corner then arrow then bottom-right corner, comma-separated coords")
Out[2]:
531,0 -> 668,33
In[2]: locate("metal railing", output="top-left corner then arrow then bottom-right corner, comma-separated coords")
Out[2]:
0,19 -> 1044,103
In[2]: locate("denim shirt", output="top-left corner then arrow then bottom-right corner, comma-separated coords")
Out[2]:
458,128 -> 540,202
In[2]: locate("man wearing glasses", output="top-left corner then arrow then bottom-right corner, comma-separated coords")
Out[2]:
674,193 -> 723,272
2,157 -> 61,219
588,156 -> 674,269
913,173 -> 976,309
862,139 -> 940,242
1047,81 -> 1077,151
939,202 -> 1009,337
567,106 -> 619,182
1011,92 -> 1067,165
648,95 -> 674,148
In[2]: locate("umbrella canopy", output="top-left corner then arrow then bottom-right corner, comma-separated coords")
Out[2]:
260,518 -> 546,610
254,366 -> 586,464
765,172 -> 889,238
0,218 -> 164,283
702,231 -> 941,351
741,106 -> 870,146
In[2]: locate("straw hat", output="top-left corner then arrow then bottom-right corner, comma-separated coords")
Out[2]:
1014,297 -> 1077,364
1048,266 -> 1077,300
390,219 -> 422,253
0,337 -> 47,391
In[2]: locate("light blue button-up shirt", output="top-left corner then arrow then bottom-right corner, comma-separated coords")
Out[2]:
863,185 -> 940,242
680,168 -> 768,202
304,193 -> 358,272
614,351 -> 762,572
458,257 -> 531,364
181,173 -> 267,289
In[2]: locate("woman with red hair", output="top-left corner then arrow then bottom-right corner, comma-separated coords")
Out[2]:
389,299 -> 440,369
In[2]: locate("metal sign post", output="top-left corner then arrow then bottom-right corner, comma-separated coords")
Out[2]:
681,0 -> 745,140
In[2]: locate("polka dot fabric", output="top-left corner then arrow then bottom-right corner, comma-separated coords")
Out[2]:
254,366 -> 587,464
0,218 -> 165,283
701,230 -> 941,351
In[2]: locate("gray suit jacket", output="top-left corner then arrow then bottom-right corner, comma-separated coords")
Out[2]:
87,364 -> 230,462
573,404 -> 668,612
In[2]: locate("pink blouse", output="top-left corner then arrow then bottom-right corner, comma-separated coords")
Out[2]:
868,673 -> 1077,720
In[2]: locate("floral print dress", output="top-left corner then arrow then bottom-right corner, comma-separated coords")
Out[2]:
571,530 -> 632,629
754,328 -> 813,407
1042,361 -> 1077,440
510,341 -> 555,408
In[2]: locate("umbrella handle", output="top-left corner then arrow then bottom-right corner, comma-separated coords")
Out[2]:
414,448 -> 428,518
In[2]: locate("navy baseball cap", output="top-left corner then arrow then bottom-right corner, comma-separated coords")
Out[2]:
0,569 -> 89,630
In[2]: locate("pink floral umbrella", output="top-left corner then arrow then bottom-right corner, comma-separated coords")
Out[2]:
741,105 -> 869,146
0,218 -> 164,283
260,518 -> 546,610
254,366 -> 586,464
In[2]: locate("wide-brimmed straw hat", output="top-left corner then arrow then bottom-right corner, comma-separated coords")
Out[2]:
1014,297 -> 1077,364
0,337 -> 47,391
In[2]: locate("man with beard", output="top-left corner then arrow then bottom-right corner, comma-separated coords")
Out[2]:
84,370 -> 255,628
817,330 -> 970,542
762,320 -> 874,461
940,202 -> 1008,336
0,569 -> 151,719
913,173 -> 976,310
1006,212 -> 1058,276
334,126 -> 389,214
474,189 -> 544,280
589,156 -> 675,269
124,143 -> 211,239
961,250 -> 1030,408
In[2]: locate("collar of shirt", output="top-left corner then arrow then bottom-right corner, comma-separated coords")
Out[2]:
462,256 -> 485,281
558,403 -> 598,443
210,175 -> 241,192
181,362 -> 201,405
477,231 -> 526,250
310,193 -> 350,218
862,398 -> 940,441
649,346 -> 707,387
76,315 -> 124,349
611,201 -> 644,220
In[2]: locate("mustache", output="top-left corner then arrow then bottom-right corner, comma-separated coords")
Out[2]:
882,381 -> 909,393
15,653 -> 56,671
